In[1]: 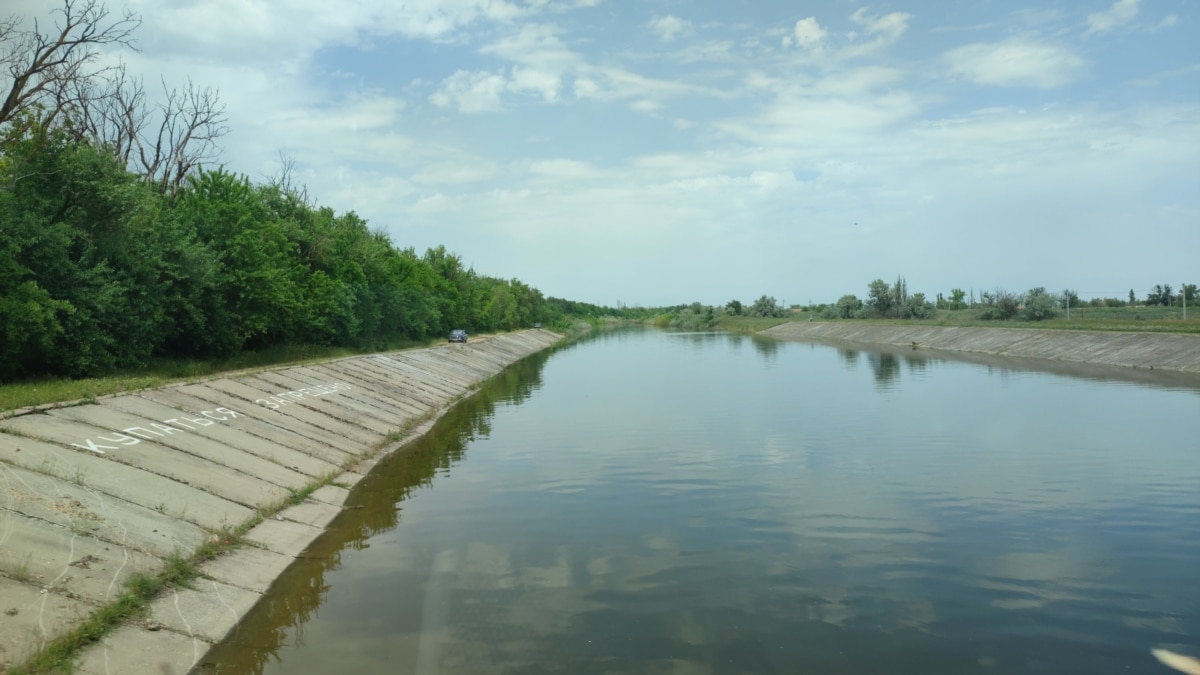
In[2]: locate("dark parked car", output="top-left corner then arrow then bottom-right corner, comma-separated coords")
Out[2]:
449,329 -> 468,343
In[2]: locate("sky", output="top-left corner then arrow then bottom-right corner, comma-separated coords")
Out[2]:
15,0 -> 1200,307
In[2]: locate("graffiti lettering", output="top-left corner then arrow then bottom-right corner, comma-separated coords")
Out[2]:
71,407 -> 244,455
255,381 -> 352,409
97,433 -> 140,446
122,426 -> 163,439
70,439 -> 117,455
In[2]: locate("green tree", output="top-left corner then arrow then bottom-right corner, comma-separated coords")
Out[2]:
725,299 -> 743,315
832,294 -> 861,319
1147,284 -> 1174,306
747,295 -> 785,318
901,292 -> 936,319
977,289 -> 1019,320
866,279 -> 893,317
1022,288 -> 1060,321
1179,284 -> 1197,304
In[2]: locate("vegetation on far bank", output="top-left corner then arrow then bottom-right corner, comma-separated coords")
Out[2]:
654,279 -> 1199,335
797,306 -> 1200,334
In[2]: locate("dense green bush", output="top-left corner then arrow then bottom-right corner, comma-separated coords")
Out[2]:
0,124 -> 615,381
977,290 -> 1020,320
1021,288 -> 1061,321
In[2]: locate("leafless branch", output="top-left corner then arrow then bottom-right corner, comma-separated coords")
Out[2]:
0,0 -> 140,128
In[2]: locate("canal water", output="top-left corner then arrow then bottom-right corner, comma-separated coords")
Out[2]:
202,328 -> 1200,674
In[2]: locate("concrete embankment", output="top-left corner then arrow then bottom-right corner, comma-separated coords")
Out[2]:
0,330 -> 561,674
763,323 -> 1200,374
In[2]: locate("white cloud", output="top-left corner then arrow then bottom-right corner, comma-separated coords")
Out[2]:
943,39 -> 1086,88
838,8 -> 912,59
430,70 -> 508,112
1155,14 -> 1179,30
850,8 -> 912,42
671,40 -> 736,63
1086,0 -> 1140,34
481,22 -> 581,71
528,159 -> 600,179
646,14 -> 692,42
782,17 -> 827,50
510,66 -> 562,101
411,161 -> 497,185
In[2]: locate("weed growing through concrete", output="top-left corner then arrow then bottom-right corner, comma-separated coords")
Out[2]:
6,554 -> 33,583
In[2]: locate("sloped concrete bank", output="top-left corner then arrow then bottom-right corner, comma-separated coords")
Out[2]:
763,323 -> 1200,374
0,330 -> 561,674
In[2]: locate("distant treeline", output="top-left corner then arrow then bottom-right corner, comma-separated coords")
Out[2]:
0,123 -> 623,380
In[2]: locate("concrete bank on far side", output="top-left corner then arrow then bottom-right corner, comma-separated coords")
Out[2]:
0,329 -> 561,674
763,322 -> 1200,374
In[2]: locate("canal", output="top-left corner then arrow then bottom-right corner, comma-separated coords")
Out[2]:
201,327 -> 1200,674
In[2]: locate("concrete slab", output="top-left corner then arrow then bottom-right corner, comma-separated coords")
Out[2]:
0,511 -> 161,606
266,371 -> 409,431
161,384 -> 357,466
314,361 -> 431,416
0,576 -> 95,670
283,366 -> 426,423
104,396 -> 338,479
49,406 -> 312,492
3,413 -> 290,509
309,484 -> 351,507
1,460 -> 209,558
764,323 -> 1200,373
0,434 -> 253,531
205,377 -> 382,448
243,519 -> 323,558
146,385 -> 343,462
278,501 -> 341,529
249,371 -> 397,435
146,578 -> 260,644
72,621 -> 209,675
200,546 -> 294,595
367,357 -> 463,402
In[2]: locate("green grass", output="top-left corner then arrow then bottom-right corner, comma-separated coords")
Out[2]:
714,316 -> 795,332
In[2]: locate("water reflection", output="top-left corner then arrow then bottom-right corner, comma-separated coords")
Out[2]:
869,352 -> 901,389
750,333 -> 779,362
202,330 -> 1200,675
200,351 -> 554,674
839,348 -> 860,368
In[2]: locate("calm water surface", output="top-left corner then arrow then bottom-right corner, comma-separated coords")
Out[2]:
204,328 -> 1200,674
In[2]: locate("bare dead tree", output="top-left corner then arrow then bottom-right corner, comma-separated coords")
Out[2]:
266,151 -> 311,206
2,1 -> 227,195
70,61 -> 146,163
0,0 -> 140,130
60,65 -> 228,196
134,78 -> 228,195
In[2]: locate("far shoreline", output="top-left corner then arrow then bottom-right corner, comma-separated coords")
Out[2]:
761,321 -> 1200,380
